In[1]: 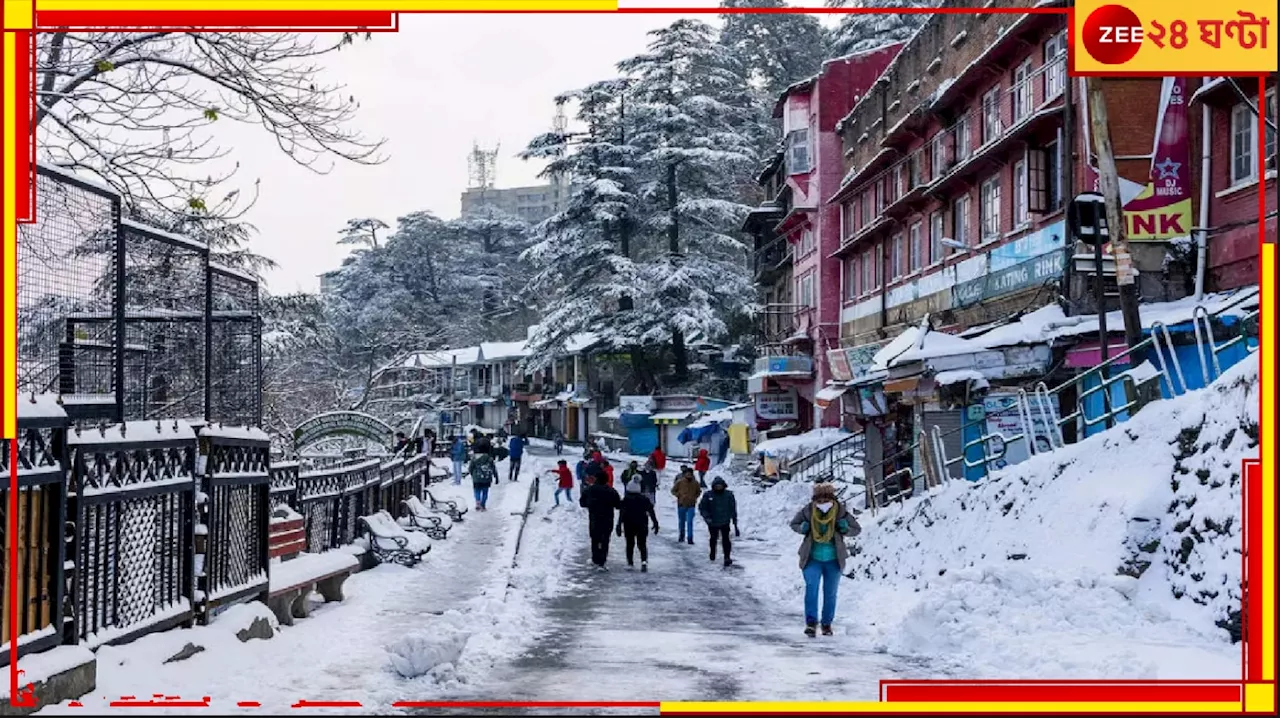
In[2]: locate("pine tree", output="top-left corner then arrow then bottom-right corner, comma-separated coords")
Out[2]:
619,19 -> 758,381
338,217 -> 388,249
518,79 -> 645,373
445,205 -> 531,336
828,0 -> 936,57
719,0 -> 829,101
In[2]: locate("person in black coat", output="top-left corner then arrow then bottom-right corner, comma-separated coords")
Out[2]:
579,465 -> 622,570
616,481 -> 659,571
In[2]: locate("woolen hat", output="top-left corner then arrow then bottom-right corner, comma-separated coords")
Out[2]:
813,483 -> 837,500
625,481 -> 642,494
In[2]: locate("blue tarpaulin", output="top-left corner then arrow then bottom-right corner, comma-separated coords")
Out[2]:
678,423 -> 722,445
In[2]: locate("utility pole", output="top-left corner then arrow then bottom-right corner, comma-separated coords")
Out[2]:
1084,77 -> 1149,409
1083,78 -> 1144,348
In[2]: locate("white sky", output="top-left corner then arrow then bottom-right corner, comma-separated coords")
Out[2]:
223,6 -> 841,293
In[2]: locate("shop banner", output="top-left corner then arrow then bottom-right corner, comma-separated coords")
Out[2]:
828,349 -> 853,382
755,390 -> 799,421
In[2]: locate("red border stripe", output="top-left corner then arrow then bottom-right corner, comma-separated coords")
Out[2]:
882,682 -> 1245,703
35,10 -> 397,30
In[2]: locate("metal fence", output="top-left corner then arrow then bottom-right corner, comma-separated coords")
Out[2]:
199,430 -> 271,619
17,163 -> 262,426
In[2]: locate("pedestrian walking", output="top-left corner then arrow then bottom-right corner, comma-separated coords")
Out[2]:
638,461 -> 659,507
670,467 -> 702,545
468,448 -> 497,511
694,448 -> 711,488
579,467 -> 623,570
553,429 -> 564,456
698,477 -> 738,567
548,460 -> 575,506
450,435 -> 467,485
649,447 -> 666,474
620,460 -> 642,490
616,481 -> 659,571
507,433 -> 526,482
393,431 -> 410,455
789,483 -> 860,637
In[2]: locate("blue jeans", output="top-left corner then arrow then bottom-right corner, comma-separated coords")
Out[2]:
473,485 -> 490,507
453,460 -> 463,484
554,487 -> 572,505
802,559 -> 842,626
677,507 -> 696,538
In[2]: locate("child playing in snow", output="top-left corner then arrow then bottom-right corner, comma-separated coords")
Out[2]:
549,459 -> 575,506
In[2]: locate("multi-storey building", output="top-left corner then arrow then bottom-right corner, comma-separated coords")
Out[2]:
744,43 -> 905,433
459,176 -> 572,223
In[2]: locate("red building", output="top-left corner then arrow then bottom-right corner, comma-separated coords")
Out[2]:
1191,77 -> 1277,290
744,43 -> 903,432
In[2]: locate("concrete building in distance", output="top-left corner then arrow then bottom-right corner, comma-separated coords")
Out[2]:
459,176 -> 571,223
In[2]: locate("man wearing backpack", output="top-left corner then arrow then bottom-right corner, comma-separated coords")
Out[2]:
468,444 -> 497,511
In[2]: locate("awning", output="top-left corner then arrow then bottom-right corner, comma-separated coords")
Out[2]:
678,423 -> 723,444
466,397 -> 497,405
814,384 -> 849,409
884,376 -> 922,394
650,411 -> 691,425
553,391 -> 574,402
599,407 -> 622,420
531,398 -> 559,408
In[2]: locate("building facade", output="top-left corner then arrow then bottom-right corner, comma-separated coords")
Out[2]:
459,176 -> 572,223
744,43 -> 905,434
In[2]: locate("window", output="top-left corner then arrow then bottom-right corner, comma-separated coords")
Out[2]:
1012,158 -> 1029,227
980,175 -> 1002,240
788,129 -> 811,174
1045,138 -> 1063,210
1012,59 -> 1033,121
842,201 -> 857,238
799,228 -> 815,256
908,154 -> 921,189
952,195 -> 971,248
909,222 -> 923,272
845,256 -> 859,299
890,233 -> 905,278
874,179 -> 885,213
931,134 -> 947,179
955,115 -> 972,161
1044,31 -> 1067,99
861,248 -> 878,292
798,274 -> 815,307
1236,88 -> 1280,183
930,211 -> 946,264
981,87 -> 1002,144
863,191 -> 873,228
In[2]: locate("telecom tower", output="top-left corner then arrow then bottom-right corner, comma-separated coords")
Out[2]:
467,141 -> 499,190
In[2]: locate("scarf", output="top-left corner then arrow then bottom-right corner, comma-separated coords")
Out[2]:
810,501 -> 837,544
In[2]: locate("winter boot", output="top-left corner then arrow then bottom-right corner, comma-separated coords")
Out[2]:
641,562 -> 648,573
678,532 -> 685,543
804,623 -> 817,638
821,625 -> 833,636
723,558 -> 734,568
687,537 -> 694,545
709,549 -> 716,562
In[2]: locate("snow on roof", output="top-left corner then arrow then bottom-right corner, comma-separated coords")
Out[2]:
754,428 -> 850,460
934,369 -> 986,386
1189,78 -> 1228,104
872,326 -> 921,371
565,332 -> 599,354
479,340 -> 530,362
68,419 -> 197,445
891,329 -> 981,365
401,346 -> 482,369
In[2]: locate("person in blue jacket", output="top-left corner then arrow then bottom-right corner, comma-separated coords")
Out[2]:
507,432 -> 526,482
575,456 -> 590,489
450,435 -> 467,485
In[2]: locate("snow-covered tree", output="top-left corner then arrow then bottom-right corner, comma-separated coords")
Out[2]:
828,0 -> 936,57
719,0 -> 829,101
619,19 -> 758,380
446,206 -> 531,331
338,217 -> 389,249
36,33 -> 384,222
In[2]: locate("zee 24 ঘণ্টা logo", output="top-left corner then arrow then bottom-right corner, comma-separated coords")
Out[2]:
1079,3 -> 1272,68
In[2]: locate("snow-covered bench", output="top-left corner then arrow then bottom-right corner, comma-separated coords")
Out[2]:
359,510 -> 432,567
423,488 -> 467,521
266,507 -> 359,627
401,496 -> 453,540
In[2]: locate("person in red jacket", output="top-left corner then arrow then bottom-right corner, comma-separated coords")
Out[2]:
649,447 -> 667,473
602,460 -> 615,488
694,448 -> 711,488
548,459 -> 576,506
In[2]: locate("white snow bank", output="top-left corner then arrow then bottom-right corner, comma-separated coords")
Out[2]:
200,424 -> 270,442
735,355 -> 1257,678
1,645 -> 94,699
17,393 -> 68,420
754,428 -> 851,460
68,420 -> 196,445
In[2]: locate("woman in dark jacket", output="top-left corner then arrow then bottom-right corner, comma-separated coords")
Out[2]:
788,482 -> 860,637
616,481 -> 659,571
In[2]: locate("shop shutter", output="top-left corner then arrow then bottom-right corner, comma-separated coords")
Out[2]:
921,410 -> 965,481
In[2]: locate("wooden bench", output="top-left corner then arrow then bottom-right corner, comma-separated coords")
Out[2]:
423,489 -> 467,521
359,510 -> 432,567
401,496 -> 453,540
266,507 -> 359,627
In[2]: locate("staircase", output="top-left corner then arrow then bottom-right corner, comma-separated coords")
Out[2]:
785,431 -> 866,485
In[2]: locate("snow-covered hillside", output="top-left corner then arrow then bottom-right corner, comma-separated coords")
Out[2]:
733,354 -> 1257,679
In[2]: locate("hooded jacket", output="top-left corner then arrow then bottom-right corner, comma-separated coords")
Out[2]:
694,449 -> 711,472
617,483 -> 658,533
579,482 -> 622,534
698,479 -> 737,527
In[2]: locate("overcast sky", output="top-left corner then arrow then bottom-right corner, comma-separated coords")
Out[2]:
220,5 -> 840,293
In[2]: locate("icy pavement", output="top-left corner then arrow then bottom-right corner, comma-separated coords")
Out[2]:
36,457 -> 542,715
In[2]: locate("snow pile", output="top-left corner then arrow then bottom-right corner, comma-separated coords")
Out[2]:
754,428 -> 850,460
734,355 -> 1257,678
1,646 -> 94,700
386,620 -> 470,679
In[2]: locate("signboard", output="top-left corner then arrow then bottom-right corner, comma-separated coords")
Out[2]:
952,250 -> 1066,308
827,349 -> 853,382
756,355 -> 814,375
755,390 -> 799,421
987,221 -> 1066,273
292,411 -> 395,451
1079,77 -> 1195,241
618,395 -> 654,415
980,392 -> 1059,470
845,342 -> 885,381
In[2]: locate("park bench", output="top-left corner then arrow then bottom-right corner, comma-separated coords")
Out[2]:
359,510 -> 432,567
265,506 -> 359,627
401,496 -> 453,540
423,488 -> 467,521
